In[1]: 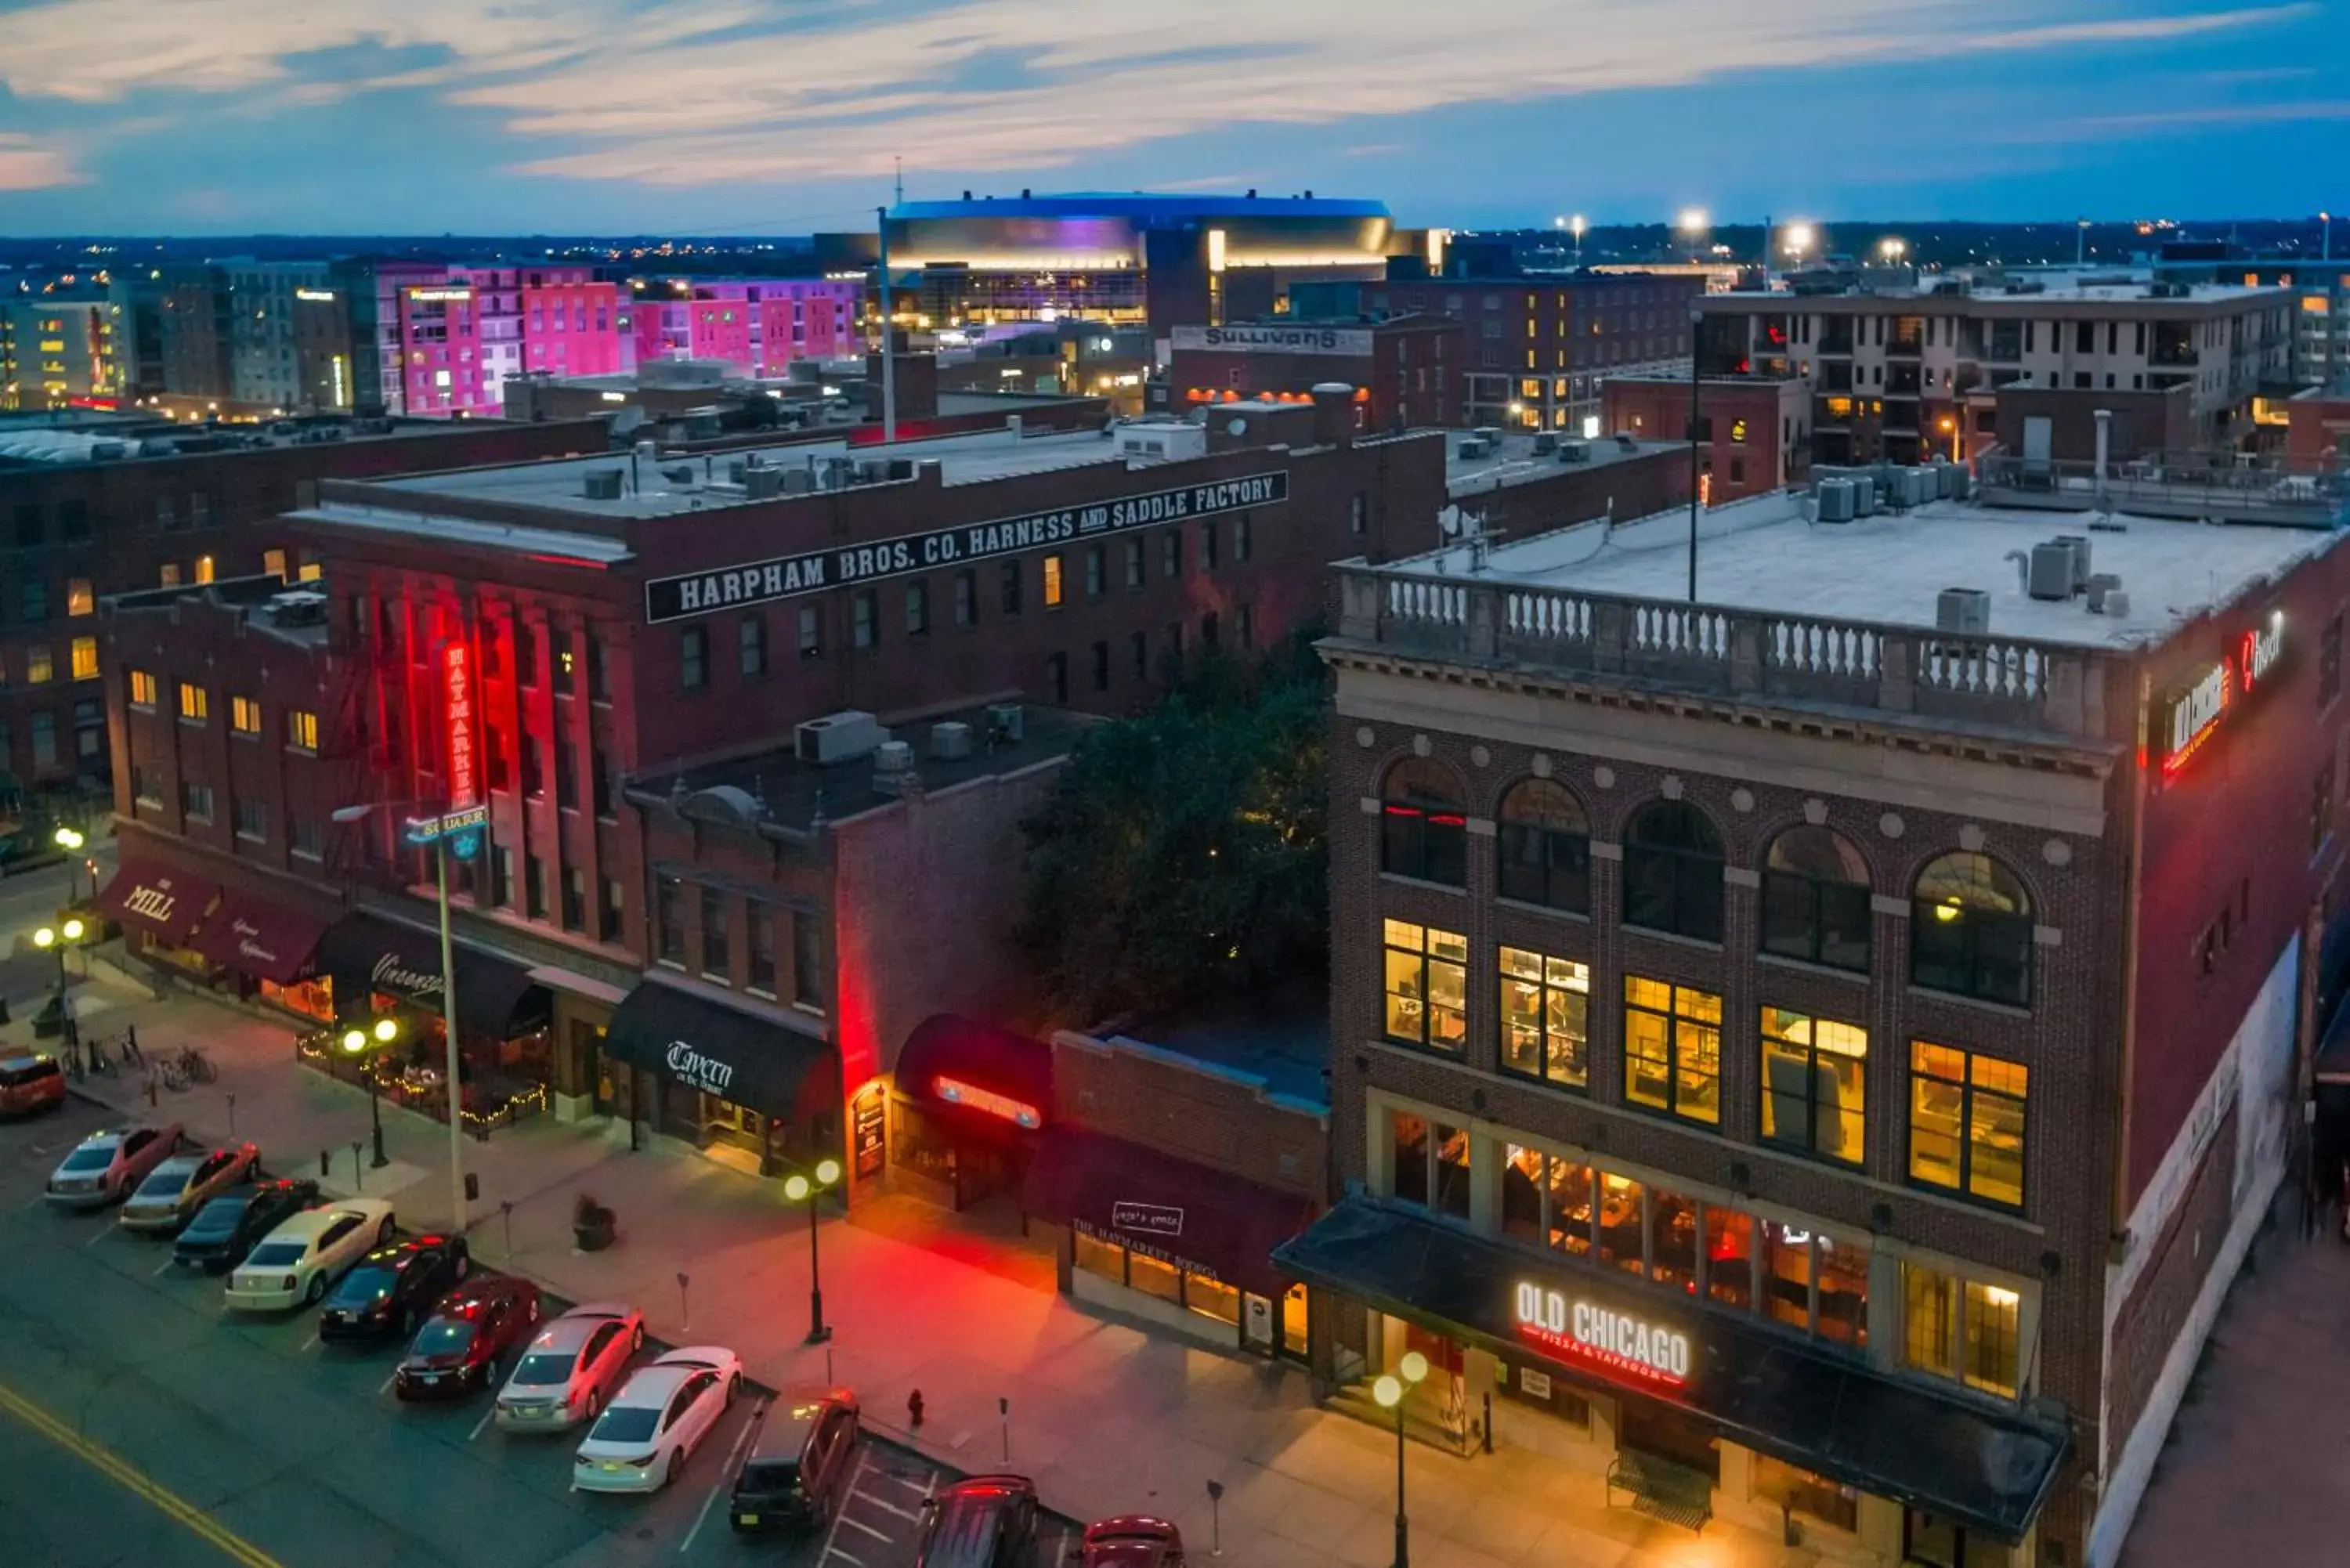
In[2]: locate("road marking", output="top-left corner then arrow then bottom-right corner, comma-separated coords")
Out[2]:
83,1224 -> 115,1247
300,1335 -> 318,1353
468,1407 -> 496,1442
884,1469 -> 932,1494
377,1370 -> 398,1396
852,1488 -> 922,1521
680,1401 -> 764,1555
838,1514 -> 891,1542
0,1375 -> 284,1568
153,1258 -> 178,1278
822,1548 -> 866,1567
819,1446 -> 875,1565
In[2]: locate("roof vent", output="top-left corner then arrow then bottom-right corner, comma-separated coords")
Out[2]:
929,721 -> 974,761
582,468 -> 624,500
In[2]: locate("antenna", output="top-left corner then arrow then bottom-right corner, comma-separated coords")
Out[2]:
893,157 -> 904,208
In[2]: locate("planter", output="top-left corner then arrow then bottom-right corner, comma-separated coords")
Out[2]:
573,1210 -> 616,1252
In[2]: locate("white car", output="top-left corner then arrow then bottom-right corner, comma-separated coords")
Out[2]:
223,1198 -> 395,1311
495,1302 -> 645,1432
572,1346 -> 743,1494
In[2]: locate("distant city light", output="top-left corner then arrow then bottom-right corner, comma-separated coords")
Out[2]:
1784,222 -> 1815,259
1677,208 -> 1708,235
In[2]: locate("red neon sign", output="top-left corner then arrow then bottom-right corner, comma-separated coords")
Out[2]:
933,1075 -> 1042,1129
1513,1281 -> 1690,1393
443,640 -> 479,809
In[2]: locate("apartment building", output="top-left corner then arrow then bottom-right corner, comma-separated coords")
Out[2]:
1,296 -> 118,412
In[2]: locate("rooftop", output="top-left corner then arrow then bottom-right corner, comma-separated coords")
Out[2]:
1115,985 -> 1331,1111
105,574 -> 333,647
0,414 -> 514,469
889,192 -> 1388,222
1446,431 -> 1679,498
1397,489 -> 2334,650
1706,277 -> 2283,309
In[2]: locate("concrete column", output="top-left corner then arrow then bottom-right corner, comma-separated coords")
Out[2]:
1856,1494 -> 1904,1561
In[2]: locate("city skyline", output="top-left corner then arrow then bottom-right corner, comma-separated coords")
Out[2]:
1,0 -> 2345,235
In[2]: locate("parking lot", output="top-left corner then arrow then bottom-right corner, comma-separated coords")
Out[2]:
0,1098 -> 1080,1568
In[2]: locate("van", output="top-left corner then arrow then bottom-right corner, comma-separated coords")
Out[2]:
916,1475 -> 1039,1568
729,1388 -> 861,1533
0,1053 -> 66,1117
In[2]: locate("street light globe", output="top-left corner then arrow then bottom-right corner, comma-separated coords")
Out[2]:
373,1017 -> 400,1043
53,826 -> 81,850
1784,222 -> 1815,257
1399,1349 -> 1430,1384
784,1174 -> 812,1202
815,1158 -> 843,1187
1570,215 -> 1588,239
1372,1374 -> 1404,1410
33,927 -> 55,949
1880,237 -> 1908,261
61,917 -> 85,941
342,1028 -> 367,1053
1677,207 -> 1708,235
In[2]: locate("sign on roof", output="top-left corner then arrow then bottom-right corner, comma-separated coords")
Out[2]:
1172,325 -> 1374,356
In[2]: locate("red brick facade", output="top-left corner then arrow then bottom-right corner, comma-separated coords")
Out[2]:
1600,378 -> 1810,503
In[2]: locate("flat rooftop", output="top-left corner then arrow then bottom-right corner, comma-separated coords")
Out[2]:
1119,985 -> 1331,1111
1448,432 -> 1679,497
0,414 -> 528,469
1397,490 -> 2334,649
1708,278 -> 2282,308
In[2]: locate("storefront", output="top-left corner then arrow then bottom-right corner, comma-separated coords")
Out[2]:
1025,1126 -> 1317,1362
1274,1199 -> 2067,1563
189,887 -> 334,1021
96,858 -> 222,977
599,978 -> 836,1181
310,912 -> 554,1133
890,1014 -> 1053,1211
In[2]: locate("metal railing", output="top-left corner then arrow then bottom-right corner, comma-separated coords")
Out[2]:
1975,453 -> 2349,528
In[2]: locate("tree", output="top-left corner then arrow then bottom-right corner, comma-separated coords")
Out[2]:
1016,633 -> 1329,1024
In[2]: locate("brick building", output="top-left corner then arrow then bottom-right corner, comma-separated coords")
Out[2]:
2288,384 -> 2350,470
1163,316 -> 1463,431
1441,431 -> 1687,544
1601,376 -> 1812,503
1277,479 -> 2350,1567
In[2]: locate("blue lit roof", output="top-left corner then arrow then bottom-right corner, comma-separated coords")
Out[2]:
891,192 -> 1389,223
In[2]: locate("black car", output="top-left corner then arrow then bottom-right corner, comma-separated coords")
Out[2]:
317,1234 -> 471,1343
172,1179 -> 320,1274
730,1389 -> 861,1532
916,1476 -> 1039,1568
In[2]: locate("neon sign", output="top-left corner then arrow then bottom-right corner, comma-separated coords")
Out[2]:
933,1075 -> 1042,1129
2160,610 -> 2283,780
1513,1281 -> 1691,1390
443,641 -> 479,810
409,287 -> 473,303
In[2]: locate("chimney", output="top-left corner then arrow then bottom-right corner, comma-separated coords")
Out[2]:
1310,382 -> 1358,448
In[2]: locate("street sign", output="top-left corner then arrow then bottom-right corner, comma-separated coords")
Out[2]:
403,804 -> 489,847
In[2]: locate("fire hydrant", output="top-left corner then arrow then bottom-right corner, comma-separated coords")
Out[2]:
907,1389 -> 925,1429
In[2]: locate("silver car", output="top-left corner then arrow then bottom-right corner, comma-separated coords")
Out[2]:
494,1302 -> 645,1432
45,1125 -> 185,1209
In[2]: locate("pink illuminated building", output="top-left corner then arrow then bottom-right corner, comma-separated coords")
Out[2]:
396,266 -> 626,417
628,279 -> 862,375
522,280 -> 632,379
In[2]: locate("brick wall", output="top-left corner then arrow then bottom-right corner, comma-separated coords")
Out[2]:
1452,445 -> 1690,544
2106,1106 -> 2239,1457
1052,1032 -> 1327,1201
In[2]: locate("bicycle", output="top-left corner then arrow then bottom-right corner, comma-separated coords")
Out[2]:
173,1046 -> 216,1086
156,1058 -> 190,1093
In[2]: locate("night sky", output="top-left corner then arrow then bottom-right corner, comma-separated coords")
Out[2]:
0,0 -> 2343,235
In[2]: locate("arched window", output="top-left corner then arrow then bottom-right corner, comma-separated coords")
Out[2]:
1911,852 -> 2034,1006
1497,779 -> 1591,913
1759,826 -> 1873,973
1380,757 -> 1466,886
1622,800 -> 1725,942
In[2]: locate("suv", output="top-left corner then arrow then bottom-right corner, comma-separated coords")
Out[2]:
729,1388 -> 861,1533
0,1053 -> 65,1117
916,1475 -> 1039,1568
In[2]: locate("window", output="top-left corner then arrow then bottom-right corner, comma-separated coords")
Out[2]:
1760,1008 -> 1868,1165
1200,612 -> 1219,651
159,564 -> 182,587
286,709 -> 318,751
129,669 -> 157,709
1047,651 -> 1068,704
555,742 -> 577,812
1123,539 -> 1144,588
68,638 -> 97,681
1162,529 -> 1184,579
798,605 -> 822,659
748,905 -> 777,994
1622,800 -> 1725,941
700,887 -> 729,977
1760,826 -> 1872,971
656,876 -> 685,965
1910,853 -> 2034,1006
177,681 -> 208,721
1379,757 -> 1467,885
1350,493 -> 1368,534
20,580 -> 49,622
515,622 -> 539,687
521,739 -> 544,799
1085,545 -> 1104,597
231,695 -> 262,736
235,799 -> 266,842
1090,640 -> 1110,692
587,634 -> 610,700
491,847 -> 512,909
1128,630 -> 1148,680
1499,947 -> 1589,1089
792,911 -> 826,1009
738,616 -> 765,676
599,878 -> 624,939
1496,779 -> 1590,912
1199,520 -> 1218,571
999,562 -> 1023,615
1235,515 -> 1252,562
1382,919 -> 1468,1053
1622,977 -> 1723,1124
2323,612 -> 2343,706
525,853 -> 547,919
291,815 -> 323,859
851,591 -> 879,648
592,749 -> 615,819
1910,1042 -> 2029,1206
562,870 -> 585,932
1238,602 -> 1254,649
66,578 -> 92,617
679,627 -> 707,689
183,781 -> 215,821
1388,1111 -> 1471,1219
905,581 -> 930,636
953,569 -> 978,626
1903,1262 -> 2022,1397
1043,555 -> 1064,608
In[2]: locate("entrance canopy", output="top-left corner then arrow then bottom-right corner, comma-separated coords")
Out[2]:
602,980 -> 829,1120
315,912 -> 551,1039
95,858 -> 219,945
1025,1128 -> 1314,1299
896,1013 -> 1054,1138
1274,1198 -> 2068,1544
191,888 -> 329,983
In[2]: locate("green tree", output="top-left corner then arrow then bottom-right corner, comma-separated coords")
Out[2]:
1016,633 -> 1329,1023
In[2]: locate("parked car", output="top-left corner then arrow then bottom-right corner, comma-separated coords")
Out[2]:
571,1346 -> 743,1494
0,1052 -> 67,1117
44,1125 -> 184,1209
394,1276 -> 544,1400
494,1302 -> 646,1431
222,1198 -> 395,1311
172,1180 -> 320,1274
318,1234 -> 472,1342
728,1387 -> 861,1533
1080,1516 -> 1188,1567
916,1476 -> 1040,1568
118,1143 -> 261,1234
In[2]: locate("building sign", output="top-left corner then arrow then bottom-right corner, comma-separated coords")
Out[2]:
1512,1281 -> 1691,1391
121,881 -> 183,928
408,287 -> 473,304
932,1075 -> 1043,1129
665,1040 -> 737,1099
852,1083 -> 887,1177
1075,1217 -> 1217,1280
443,641 -> 479,811
1111,1201 -> 1184,1237
1518,1366 -> 1553,1400
2160,609 -> 2284,779
1171,325 -> 1376,356
224,917 -> 285,970
370,951 -> 444,1001
295,288 -> 338,304
642,472 -> 1290,623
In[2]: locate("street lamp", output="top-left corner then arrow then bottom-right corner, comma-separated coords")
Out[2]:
342,1015 -> 400,1169
783,1157 -> 844,1345
1783,222 -> 1816,269
1879,237 -> 1909,264
1372,1349 -> 1430,1568
53,826 -> 85,905
1569,214 -> 1587,265
1676,208 -> 1708,258
34,917 -> 88,1051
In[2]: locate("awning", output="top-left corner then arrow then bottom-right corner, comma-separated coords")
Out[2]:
1024,1128 -> 1315,1299
897,1013 -> 1054,1136
313,912 -> 551,1039
602,980 -> 830,1120
94,858 -> 219,945
190,889 -> 330,983
1273,1198 -> 2069,1545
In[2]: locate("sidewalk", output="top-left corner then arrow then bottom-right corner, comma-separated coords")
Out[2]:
33,971 -> 1824,1568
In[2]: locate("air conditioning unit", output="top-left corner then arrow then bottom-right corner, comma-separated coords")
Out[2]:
1456,438 -> 1491,459
743,467 -> 784,500
1936,587 -> 1990,635
794,710 -> 884,764
873,739 -> 914,774
2028,541 -> 2076,601
1558,440 -> 1591,464
987,702 -> 1025,741
583,469 -> 624,500
1816,478 -> 1856,523
929,721 -> 974,761
1531,432 -> 1558,455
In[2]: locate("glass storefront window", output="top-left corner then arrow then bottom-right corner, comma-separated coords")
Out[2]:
1391,1112 -> 1430,1207
1705,1206 -> 1754,1309
1961,1281 -> 2022,1396
1282,1283 -> 1309,1357
1127,1251 -> 1183,1305
1754,1454 -> 1859,1534
1547,1159 -> 1593,1258
1596,1173 -> 1645,1275
1074,1230 -> 1126,1284
1187,1274 -> 1242,1327
1759,1007 -> 1867,1165
1503,1144 -> 1545,1244
1434,1124 -> 1472,1219
1648,1189 -> 1699,1294
1762,1220 -> 1814,1331
1816,1234 -> 1869,1346
1903,1260 -> 2023,1397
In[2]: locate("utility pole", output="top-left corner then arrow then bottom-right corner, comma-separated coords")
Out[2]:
875,205 -> 897,446
893,157 -> 904,208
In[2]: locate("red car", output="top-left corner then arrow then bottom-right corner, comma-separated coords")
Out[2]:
393,1276 -> 544,1400
1081,1516 -> 1187,1567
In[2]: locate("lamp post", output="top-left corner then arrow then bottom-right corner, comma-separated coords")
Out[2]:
1879,236 -> 1909,266
783,1157 -> 844,1346
1569,214 -> 1586,266
1783,222 -> 1815,274
1687,304 -> 1705,602
1372,1349 -> 1430,1568
342,1015 -> 400,1169
53,826 -> 85,905
1676,207 -> 1708,261
34,917 -> 87,1051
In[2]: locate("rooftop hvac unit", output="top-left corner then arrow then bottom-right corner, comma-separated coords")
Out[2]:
743,467 -> 784,500
1473,426 -> 1502,443
1531,432 -> 1558,455
1816,478 -> 1856,523
1936,587 -> 1991,636
1614,433 -> 1640,452
2028,541 -> 2076,601
2055,533 -> 2092,591
781,468 -> 816,495
2085,573 -> 2124,614
987,702 -> 1025,742
268,591 -> 330,627
1850,476 -> 1878,517
660,464 -> 696,486
929,721 -> 974,761
1559,440 -> 1591,464
794,710 -> 884,765
1457,437 -> 1491,460
873,739 -> 915,775
1905,467 -> 1938,508
1934,461 -> 1962,500
582,468 -> 624,500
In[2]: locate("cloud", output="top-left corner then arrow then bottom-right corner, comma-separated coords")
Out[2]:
0,133 -> 82,189
2073,98 -> 2350,129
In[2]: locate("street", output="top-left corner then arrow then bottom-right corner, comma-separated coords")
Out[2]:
0,1096 -> 1079,1568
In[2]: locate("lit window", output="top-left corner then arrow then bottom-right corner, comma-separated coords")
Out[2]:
1382,919 -> 1467,1053
1499,947 -> 1589,1089
26,647 -> 54,685
178,682 -> 208,721
194,555 -> 215,585
1759,1008 -> 1867,1165
1622,976 -> 1722,1124
128,670 -> 159,707
264,549 -> 288,582
1387,1110 -> 1470,1219
69,638 -> 98,681
1908,1042 -> 2029,1207
230,696 -> 262,736
1043,554 -> 1064,608
287,709 -> 319,752
1903,1261 -> 2022,1398
66,578 -> 93,617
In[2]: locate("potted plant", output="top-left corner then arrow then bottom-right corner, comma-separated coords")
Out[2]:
573,1192 -> 616,1252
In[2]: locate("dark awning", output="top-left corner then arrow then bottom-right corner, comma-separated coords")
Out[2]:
190,889 -> 331,984
314,912 -> 551,1039
897,1013 -> 1054,1136
1024,1128 -> 1315,1299
1273,1198 -> 2068,1544
602,980 -> 830,1120
95,858 -> 219,945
